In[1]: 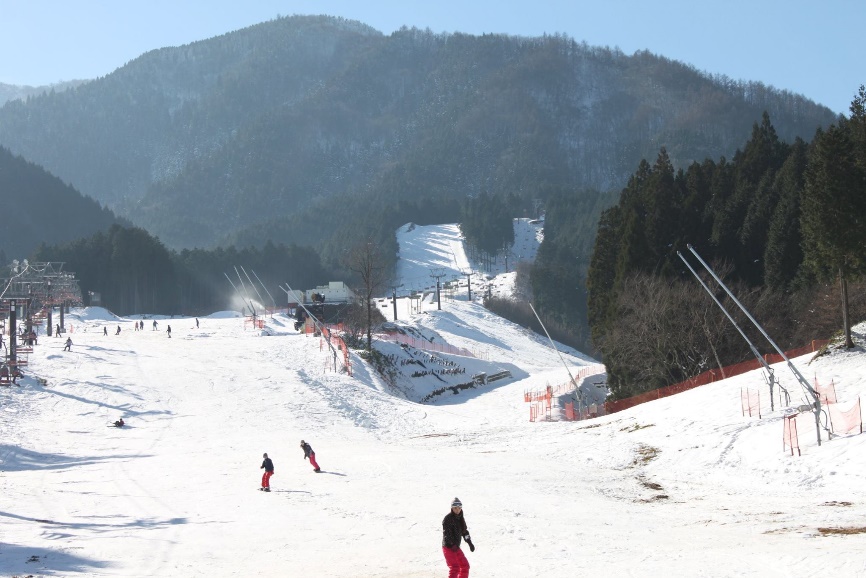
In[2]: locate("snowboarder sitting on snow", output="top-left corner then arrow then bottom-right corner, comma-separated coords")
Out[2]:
113,418 -> 125,428
63,337 -> 73,351
260,452 -> 274,491
442,497 -> 474,578
300,440 -> 320,472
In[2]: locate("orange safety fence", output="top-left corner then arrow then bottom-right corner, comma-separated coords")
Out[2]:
828,397 -> 862,436
741,388 -> 761,418
783,415 -> 800,456
319,324 -> 352,377
603,339 -> 830,418
814,377 -> 837,404
244,316 -> 264,330
379,332 -> 477,358
526,364 -> 606,422
524,364 -> 606,403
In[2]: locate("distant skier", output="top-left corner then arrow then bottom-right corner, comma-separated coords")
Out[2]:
115,325 -> 121,335
103,326 -> 108,336
152,320 -> 158,331
56,323 -> 61,336
300,440 -> 321,472
166,325 -> 172,338
260,452 -> 274,491
63,337 -> 73,352
113,417 -> 125,428
195,318 -> 200,329
442,497 -> 474,578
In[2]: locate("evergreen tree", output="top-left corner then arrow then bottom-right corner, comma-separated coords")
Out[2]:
801,107 -> 866,348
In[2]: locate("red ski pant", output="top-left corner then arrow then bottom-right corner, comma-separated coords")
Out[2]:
261,471 -> 273,488
309,452 -> 320,470
442,546 -> 470,578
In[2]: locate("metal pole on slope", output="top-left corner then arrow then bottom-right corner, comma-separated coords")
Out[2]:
677,251 -> 788,410
234,267 -> 256,316
529,302 -> 586,414
250,269 -> 277,311
239,266 -> 266,314
686,245 -> 824,446
224,272 -> 256,316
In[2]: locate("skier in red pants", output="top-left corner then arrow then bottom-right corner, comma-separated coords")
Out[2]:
260,453 -> 274,491
300,440 -> 320,472
442,497 -> 474,578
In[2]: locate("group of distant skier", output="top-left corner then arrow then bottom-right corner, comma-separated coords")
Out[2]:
259,440 -> 320,493
60,318 -> 199,351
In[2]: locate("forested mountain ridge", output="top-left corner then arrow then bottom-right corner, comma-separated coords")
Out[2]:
0,15 -> 838,252
0,80 -> 86,107
0,146 -> 126,260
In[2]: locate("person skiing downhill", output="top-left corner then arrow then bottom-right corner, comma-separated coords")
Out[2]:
63,337 -> 73,351
300,440 -> 320,472
260,453 -> 274,491
442,497 -> 474,578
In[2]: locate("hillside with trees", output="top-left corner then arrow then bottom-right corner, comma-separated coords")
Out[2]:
0,16 -> 837,260
0,146 -> 124,260
585,89 -> 866,400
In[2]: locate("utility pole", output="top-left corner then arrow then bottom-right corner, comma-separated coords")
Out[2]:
430,268 -> 446,311
460,270 -> 473,301
389,284 -> 403,321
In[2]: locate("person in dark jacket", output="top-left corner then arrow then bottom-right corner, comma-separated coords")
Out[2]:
442,497 -> 474,578
260,452 -> 274,491
300,440 -> 320,472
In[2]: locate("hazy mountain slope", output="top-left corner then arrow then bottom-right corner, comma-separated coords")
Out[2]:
0,146 -> 125,259
0,17 -> 838,250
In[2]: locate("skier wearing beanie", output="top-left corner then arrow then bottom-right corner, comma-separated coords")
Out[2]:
260,453 -> 274,491
300,440 -> 321,472
442,497 -> 474,578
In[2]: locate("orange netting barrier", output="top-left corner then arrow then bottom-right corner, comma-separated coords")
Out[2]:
524,365 -> 606,403
741,388 -> 761,418
525,365 -> 607,422
319,324 -> 352,377
244,316 -> 264,330
379,332 -> 476,358
814,377 -> 837,404
828,398 -> 862,436
602,339 -> 830,418
783,415 -> 800,456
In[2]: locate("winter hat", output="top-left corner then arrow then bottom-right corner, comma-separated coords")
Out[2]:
451,497 -> 462,508
300,440 -> 305,445
263,453 -> 268,458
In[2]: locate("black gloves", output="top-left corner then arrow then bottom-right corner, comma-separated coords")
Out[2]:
464,534 -> 475,552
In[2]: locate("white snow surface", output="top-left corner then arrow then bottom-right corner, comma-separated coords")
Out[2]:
2,223 -> 866,577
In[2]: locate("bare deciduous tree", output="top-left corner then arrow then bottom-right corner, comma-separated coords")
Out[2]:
344,240 -> 390,351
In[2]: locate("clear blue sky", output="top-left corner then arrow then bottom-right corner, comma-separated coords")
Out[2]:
1,0 -> 862,115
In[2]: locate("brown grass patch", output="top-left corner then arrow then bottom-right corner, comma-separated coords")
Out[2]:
631,444 -> 660,467
621,423 -> 655,433
818,526 -> 866,536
